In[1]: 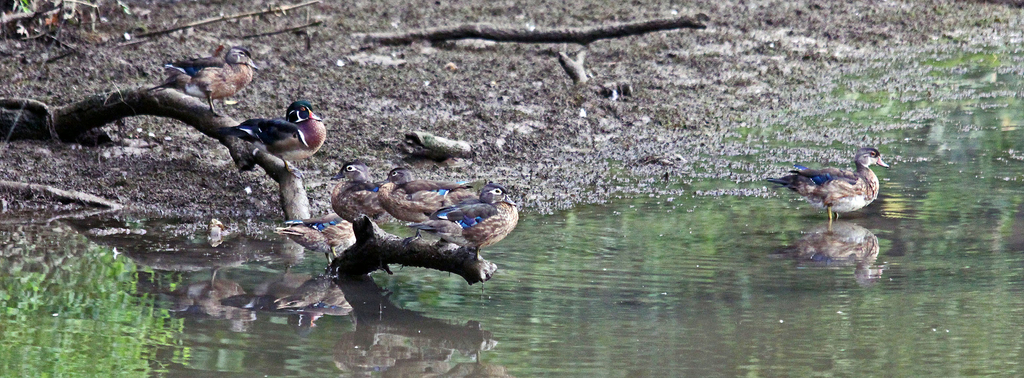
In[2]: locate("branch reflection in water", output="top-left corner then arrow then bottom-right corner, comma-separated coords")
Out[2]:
330,278 -> 508,376
771,221 -> 884,286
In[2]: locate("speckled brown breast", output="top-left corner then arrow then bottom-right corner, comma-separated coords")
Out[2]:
464,202 -> 519,248
331,181 -> 387,223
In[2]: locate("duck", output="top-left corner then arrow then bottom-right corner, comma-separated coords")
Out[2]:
274,213 -> 355,262
768,147 -> 890,225
154,46 -> 257,115
409,182 -> 519,261
216,100 -> 326,178
330,160 -> 389,223
377,167 -> 476,223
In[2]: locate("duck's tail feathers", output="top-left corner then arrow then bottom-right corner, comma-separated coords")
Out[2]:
767,176 -> 795,187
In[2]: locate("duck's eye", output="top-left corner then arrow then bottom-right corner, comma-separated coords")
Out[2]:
346,166 -> 356,171
491,189 -> 503,195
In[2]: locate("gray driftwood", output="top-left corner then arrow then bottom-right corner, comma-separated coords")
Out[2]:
330,216 -> 497,285
0,89 -> 310,220
399,130 -> 474,160
355,14 -> 709,46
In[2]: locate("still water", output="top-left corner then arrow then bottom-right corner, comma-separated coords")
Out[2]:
4,51 -> 1024,377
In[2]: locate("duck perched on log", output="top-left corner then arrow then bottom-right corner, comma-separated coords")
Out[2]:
330,160 -> 389,223
377,167 -> 476,223
768,147 -> 890,225
153,46 -> 257,115
216,100 -> 326,178
409,183 -> 519,261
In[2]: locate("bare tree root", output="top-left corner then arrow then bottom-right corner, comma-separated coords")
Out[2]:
0,180 -> 122,209
558,50 -> 589,84
355,14 -> 709,46
0,88 -> 310,220
330,217 -> 497,285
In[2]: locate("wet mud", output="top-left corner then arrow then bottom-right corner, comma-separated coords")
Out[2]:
0,0 -> 1018,222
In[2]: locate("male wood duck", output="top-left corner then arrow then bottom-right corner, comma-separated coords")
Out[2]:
274,213 -> 355,262
377,167 -> 476,223
768,147 -> 890,225
409,183 -> 519,261
154,46 -> 257,115
216,100 -> 326,177
330,160 -> 389,223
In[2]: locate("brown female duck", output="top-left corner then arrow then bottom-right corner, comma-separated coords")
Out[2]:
768,147 -> 890,225
329,160 -> 389,223
409,183 -> 519,260
154,46 -> 257,115
377,167 -> 476,223
275,214 -> 355,262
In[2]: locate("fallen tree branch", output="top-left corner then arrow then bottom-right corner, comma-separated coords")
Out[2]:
0,88 -> 310,220
0,180 -> 123,209
330,217 -> 497,285
355,13 -> 709,46
133,0 -> 322,39
241,20 -> 322,39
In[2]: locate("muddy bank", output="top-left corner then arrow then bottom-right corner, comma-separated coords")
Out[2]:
0,0 -> 1019,222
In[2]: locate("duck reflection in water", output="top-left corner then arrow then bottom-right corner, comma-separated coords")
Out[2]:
220,273 -> 352,333
169,270 -> 255,332
772,221 -> 884,286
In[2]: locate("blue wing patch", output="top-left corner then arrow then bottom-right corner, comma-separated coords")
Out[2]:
793,165 -> 834,185
285,219 -> 340,231
457,216 -> 485,229
809,173 -> 833,185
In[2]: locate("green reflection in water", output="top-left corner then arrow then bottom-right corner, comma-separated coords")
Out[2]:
0,226 -> 183,377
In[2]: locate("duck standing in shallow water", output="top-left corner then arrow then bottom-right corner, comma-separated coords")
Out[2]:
409,183 -> 519,261
330,160 -> 389,223
377,167 -> 476,223
275,214 -> 355,262
768,147 -> 890,225
154,46 -> 257,115
216,100 -> 326,178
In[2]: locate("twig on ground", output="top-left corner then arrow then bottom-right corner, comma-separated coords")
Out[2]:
0,180 -> 123,210
134,0 -> 322,39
